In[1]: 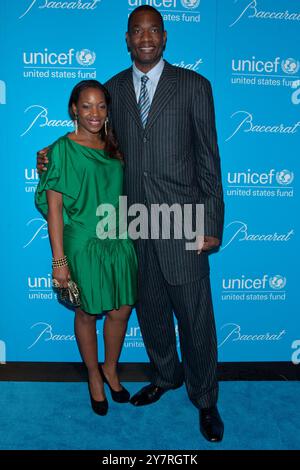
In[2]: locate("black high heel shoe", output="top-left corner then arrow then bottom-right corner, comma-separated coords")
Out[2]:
99,365 -> 130,403
88,383 -> 108,416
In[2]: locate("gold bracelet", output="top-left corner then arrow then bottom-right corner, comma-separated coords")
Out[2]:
52,256 -> 68,268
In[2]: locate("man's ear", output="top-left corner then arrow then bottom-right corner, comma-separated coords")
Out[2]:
125,32 -> 131,53
163,31 -> 167,51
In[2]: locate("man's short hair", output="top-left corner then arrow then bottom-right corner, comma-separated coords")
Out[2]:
127,6 -> 165,32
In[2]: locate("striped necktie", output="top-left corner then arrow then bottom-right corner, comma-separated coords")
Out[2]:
138,75 -> 150,128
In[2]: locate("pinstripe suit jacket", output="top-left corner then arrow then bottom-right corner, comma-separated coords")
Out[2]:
105,61 -> 224,285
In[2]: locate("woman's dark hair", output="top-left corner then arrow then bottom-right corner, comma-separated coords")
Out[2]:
68,80 -> 122,160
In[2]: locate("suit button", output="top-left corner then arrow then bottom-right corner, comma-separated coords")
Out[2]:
144,171 -> 148,177
143,137 -> 147,143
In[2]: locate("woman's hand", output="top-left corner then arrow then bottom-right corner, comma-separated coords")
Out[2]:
52,265 -> 70,288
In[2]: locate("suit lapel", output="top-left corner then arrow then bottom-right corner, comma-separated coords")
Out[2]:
119,62 -> 177,131
145,61 -> 177,131
119,67 -> 143,130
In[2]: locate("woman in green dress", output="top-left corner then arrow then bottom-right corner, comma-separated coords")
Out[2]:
35,80 -> 137,416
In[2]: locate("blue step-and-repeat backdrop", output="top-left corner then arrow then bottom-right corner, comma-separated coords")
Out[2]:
0,0 -> 299,364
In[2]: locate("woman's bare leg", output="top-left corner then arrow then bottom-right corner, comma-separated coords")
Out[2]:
102,305 -> 132,390
75,308 -> 105,401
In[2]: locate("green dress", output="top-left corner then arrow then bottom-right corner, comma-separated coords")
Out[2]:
35,134 -> 137,314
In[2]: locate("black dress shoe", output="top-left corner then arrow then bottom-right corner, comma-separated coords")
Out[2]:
199,406 -> 224,442
88,384 -> 108,416
129,382 -> 183,406
99,366 -> 130,403
129,384 -> 167,406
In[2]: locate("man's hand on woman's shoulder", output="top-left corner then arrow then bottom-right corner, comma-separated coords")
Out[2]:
37,147 -> 50,174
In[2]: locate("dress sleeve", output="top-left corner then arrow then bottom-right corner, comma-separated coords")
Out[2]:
35,137 -> 82,218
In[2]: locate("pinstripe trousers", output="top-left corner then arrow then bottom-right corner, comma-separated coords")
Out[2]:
136,240 -> 219,409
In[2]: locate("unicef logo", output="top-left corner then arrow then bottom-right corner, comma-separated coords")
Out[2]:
269,275 -> 286,290
276,170 -> 294,186
181,0 -> 200,9
76,49 -> 96,66
281,58 -> 300,75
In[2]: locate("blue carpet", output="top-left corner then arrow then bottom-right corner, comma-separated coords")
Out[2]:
0,381 -> 299,450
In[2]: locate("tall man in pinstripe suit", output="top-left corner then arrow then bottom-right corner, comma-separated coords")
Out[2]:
37,5 -> 224,442
105,6 -> 224,442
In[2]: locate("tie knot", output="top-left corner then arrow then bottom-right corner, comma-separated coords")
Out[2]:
141,75 -> 149,85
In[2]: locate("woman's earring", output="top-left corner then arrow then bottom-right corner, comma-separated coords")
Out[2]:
74,114 -> 78,135
104,118 -> 108,136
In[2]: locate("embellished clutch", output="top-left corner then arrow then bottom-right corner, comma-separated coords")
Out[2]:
52,278 -> 81,308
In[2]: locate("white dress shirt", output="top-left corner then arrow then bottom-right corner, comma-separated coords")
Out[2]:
132,58 -> 165,105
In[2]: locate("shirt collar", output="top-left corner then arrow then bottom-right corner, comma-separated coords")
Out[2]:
132,58 -> 165,83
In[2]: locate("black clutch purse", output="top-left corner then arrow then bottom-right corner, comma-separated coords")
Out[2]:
52,279 -> 81,308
